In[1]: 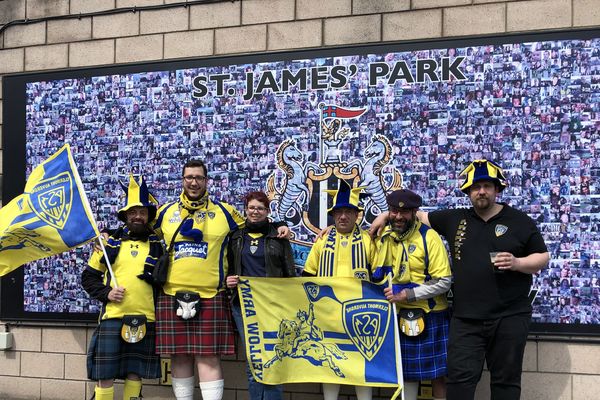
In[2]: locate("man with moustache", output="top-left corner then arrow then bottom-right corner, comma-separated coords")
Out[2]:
83,176 -> 162,400
303,180 -> 374,400
153,159 -> 289,400
425,160 -> 549,400
371,160 -> 549,400
372,189 -> 451,400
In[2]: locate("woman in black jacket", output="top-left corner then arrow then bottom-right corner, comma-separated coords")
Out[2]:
226,191 -> 295,400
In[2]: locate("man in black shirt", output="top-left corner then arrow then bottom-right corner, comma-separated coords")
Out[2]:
370,159 -> 549,400
421,160 -> 549,400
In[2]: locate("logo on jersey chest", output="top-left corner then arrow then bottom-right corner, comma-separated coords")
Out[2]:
169,210 -> 182,224
495,224 -> 508,237
250,239 -> 259,254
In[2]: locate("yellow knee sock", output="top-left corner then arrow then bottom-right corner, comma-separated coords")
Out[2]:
94,385 -> 114,400
123,379 -> 142,400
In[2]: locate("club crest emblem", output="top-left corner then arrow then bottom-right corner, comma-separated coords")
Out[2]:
343,299 -> 391,361
27,172 -> 73,230
305,283 -> 320,300
250,239 -> 259,254
408,244 -> 416,253
495,224 -> 508,237
264,104 -> 404,263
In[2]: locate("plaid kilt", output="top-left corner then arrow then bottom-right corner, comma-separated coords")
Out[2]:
87,319 -> 161,381
155,290 -> 235,355
399,309 -> 449,381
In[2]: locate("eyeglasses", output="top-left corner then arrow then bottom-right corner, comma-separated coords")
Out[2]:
247,206 -> 268,213
183,175 -> 207,183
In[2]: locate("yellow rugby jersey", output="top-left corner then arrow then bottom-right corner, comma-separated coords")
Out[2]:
154,199 -> 244,298
304,225 -> 373,281
88,241 -> 156,321
373,221 -> 451,312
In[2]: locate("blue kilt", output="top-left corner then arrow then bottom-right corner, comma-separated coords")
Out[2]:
87,318 -> 161,380
399,309 -> 449,381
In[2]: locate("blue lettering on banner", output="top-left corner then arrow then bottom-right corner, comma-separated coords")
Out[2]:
239,280 -> 262,379
240,280 -> 256,317
174,241 -> 208,260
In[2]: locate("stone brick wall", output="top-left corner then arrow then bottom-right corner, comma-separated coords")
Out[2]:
0,0 -> 599,399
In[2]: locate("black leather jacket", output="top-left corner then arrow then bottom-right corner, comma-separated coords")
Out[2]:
227,224 -> 296,282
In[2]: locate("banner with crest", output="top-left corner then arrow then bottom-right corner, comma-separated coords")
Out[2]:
238,276 -> 402,398
0,144 -> 99,276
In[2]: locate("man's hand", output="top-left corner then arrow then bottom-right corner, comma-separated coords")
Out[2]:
108,286 -> 125,302
226,275 -> 240,289
94,232 -> 110,252
369,212 -> 389,238
493,251 -> 550,275
276,225 -> 291,239
493,252 -> 519,272
384,286 -> 408,303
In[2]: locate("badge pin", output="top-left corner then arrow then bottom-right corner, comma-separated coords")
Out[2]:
495,224 -> 508,237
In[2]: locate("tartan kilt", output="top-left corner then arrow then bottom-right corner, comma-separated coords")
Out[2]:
155,290 -> 235,355
87,319 -> 161,381
399,309 -> 449,381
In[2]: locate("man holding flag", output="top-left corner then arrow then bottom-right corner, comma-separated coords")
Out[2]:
373,189 -> 452,400
0,144 -> 99,276
303,179 -> 375,400
82,175 -> 162,400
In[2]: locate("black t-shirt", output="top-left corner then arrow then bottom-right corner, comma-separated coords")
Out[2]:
429,204 -> 548,319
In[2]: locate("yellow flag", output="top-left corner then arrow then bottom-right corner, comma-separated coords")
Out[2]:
0,144 -> 99,276
238,277 -> 402,397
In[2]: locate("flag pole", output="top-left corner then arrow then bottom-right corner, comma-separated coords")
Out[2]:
319,102 -> 325,163
388,273 -> 404,400
65,143 -> 117,286
98,236 -> 118,287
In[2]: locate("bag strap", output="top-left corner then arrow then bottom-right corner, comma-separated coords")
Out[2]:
165,214 -> 191,254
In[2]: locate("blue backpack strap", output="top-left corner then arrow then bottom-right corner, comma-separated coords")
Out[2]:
419,223 -> 436,310
419,223 -> 431,279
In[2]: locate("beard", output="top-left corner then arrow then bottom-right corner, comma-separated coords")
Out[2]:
473,196 -> 493,211
391,217 -> 415,236
127,221 -> 149,236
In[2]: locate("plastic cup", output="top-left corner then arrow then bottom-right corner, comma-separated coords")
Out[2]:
490,252 -> 502,273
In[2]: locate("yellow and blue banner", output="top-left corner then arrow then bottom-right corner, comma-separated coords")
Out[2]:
238,276 -> 402,397
0,144 -> 99,276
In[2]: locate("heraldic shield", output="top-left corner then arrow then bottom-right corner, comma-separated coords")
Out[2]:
27,171 -> 73,230
342,299 -> 391,362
